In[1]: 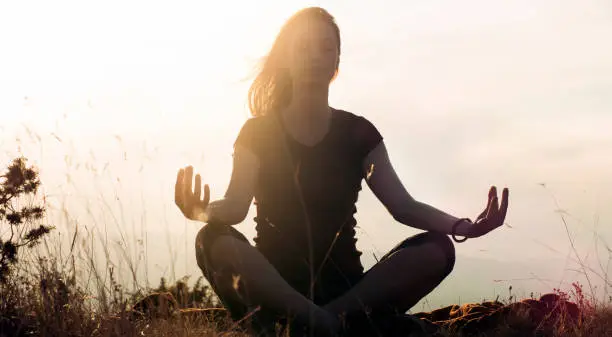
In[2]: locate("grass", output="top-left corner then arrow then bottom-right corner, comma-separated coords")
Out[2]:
1,195 -> 610,336
2,130 -> 612,336
1,253 -> 612,337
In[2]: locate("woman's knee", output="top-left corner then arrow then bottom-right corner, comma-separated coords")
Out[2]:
195,223 -> 234,270
431,232 -> 455,273
195,224 -> 214,272
424,232 -> 455,277
195,222 -> 250,272
402,231 -> 456,277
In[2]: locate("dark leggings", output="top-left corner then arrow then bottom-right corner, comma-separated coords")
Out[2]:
195,222 -> 455,335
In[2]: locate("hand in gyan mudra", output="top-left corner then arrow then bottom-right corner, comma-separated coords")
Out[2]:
175,166 -> 210,222
465,186 -> 509,238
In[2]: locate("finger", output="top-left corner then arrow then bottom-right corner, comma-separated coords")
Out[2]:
184,166 -> 194,198
480,186 -> 496,216
202,184 -> 210,207
491,186 -> 500,222
476,203 -> 488,221
485,186 -> 496,212
476,189 -> 493,222
485,195 -> 499,225
194,173 -> 202,201
175,168 -> 184,204
474,199 -> 489,224
489,186 -> 497,201
491,191 -> 500,211
499,187 -> 509,223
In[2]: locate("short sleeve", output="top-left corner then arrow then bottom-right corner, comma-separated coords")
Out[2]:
355,116 -> 383,158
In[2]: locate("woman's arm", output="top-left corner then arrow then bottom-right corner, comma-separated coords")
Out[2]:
204,144 -> 259,225
175,144 -> 259,225
362,141 -> 469,235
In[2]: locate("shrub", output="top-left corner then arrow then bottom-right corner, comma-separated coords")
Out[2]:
0,157 -> 53,283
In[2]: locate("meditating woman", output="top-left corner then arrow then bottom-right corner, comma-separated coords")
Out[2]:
174,7 -> 509,337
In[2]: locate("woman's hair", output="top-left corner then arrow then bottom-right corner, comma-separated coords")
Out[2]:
248,7 -> 341,117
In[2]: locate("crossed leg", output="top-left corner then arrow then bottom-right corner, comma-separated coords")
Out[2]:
195,223 -> 455,336
324,232 -> 455,318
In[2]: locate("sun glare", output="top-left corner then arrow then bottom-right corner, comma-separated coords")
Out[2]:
0,1 -> 306,128
1,0 -> 611,313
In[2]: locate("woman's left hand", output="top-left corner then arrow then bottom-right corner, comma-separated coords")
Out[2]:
462,186 -> 509,238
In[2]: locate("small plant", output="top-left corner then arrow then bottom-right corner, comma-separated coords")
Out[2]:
150,276 -> 220,309
0,157 -> 54,283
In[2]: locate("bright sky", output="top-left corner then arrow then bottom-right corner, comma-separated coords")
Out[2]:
1,0 -> 611,306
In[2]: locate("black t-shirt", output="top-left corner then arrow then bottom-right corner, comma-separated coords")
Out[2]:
234,108 -> 383,301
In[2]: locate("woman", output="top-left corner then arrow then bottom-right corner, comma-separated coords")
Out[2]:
174,7 -> 509,337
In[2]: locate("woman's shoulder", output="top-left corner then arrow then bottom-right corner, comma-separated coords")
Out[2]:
234,115 -> 279,152
332,107 -> 383,154
332,108 -> 380,133
333,108 -> 376,125
243,109 -> 372,127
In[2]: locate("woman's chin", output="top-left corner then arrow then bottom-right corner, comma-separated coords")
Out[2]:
295,75 -> 334,87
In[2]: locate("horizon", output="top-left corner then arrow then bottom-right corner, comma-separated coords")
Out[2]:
1,0 -> 611,308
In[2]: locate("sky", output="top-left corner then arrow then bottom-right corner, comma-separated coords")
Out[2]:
1,0 -> 611,308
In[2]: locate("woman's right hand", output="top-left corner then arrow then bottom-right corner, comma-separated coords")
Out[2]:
175,165 -> 210,222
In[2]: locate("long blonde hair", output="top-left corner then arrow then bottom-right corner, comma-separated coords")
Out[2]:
247,7 -> 341,117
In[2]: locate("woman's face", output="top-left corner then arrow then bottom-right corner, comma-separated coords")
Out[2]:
284,19 -> 339,86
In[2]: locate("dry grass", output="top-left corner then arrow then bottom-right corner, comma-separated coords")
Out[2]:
1,229 -> 611,337
2,130 -> 611,336
0,256 -> 244,337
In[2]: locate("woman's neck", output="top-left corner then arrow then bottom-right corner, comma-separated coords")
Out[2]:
284,83 -> 330,122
